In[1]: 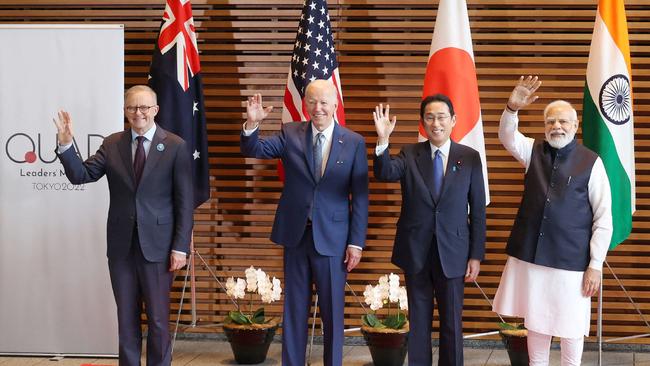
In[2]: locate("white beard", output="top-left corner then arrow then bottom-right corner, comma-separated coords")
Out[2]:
546,132 -> 575,149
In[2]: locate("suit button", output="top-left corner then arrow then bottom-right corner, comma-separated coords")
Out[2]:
539,232 -> 544,237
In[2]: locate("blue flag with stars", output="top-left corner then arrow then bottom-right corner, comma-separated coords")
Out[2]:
282,0 -> 345,124
149,0 -> 209,208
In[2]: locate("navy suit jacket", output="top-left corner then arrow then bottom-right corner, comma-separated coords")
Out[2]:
57,126 -> 194,262
240,121 -> 368,256
374,140 -> 486,277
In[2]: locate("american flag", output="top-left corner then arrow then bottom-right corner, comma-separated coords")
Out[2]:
149,0 -> 210,208
282,0 -> 345,125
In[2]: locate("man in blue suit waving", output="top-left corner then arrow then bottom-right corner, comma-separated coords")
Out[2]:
240,80 -> 369,366
373,95 -> 486,366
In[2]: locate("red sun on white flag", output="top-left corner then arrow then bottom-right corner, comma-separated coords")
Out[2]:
420,0 -> 489,203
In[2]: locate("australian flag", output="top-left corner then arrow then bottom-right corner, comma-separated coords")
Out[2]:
149,0 -> 210,208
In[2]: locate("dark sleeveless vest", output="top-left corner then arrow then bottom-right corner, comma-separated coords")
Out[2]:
506,139 -> 598,271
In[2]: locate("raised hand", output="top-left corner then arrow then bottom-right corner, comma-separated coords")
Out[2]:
245,93 -> 273,129
53,110 -> 74,146
373,103 -> 397,145
507,75 -> 542,112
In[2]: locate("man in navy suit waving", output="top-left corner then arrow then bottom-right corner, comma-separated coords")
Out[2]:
240,80 -> 368,366
54,85 -> 193,366
373,95 -> 486,366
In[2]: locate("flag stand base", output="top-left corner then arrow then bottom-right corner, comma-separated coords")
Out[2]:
171,238 -> 234,353
596,260 -> 650,366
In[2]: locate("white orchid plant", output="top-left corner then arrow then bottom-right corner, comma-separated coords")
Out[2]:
224,266 -> 282,325
362,273 -> 408,330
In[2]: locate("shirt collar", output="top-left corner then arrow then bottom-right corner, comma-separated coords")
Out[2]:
430,138 -> 451,157
311,120 -> 335,141
132,123 -> 157,142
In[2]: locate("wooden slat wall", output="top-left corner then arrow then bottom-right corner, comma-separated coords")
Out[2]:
3,0 -> 650,343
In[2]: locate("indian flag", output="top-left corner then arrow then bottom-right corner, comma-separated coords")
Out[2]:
582,0 -> 635,249
420,0 -> 489,204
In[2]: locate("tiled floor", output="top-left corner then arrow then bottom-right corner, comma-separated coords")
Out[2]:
1,340 -> 650,365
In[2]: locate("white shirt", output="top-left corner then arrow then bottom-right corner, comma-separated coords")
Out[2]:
499,109 -> 612,271
376,138 -> 451,176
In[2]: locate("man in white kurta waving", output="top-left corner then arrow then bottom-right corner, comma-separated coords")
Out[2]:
493,76 -> 613,366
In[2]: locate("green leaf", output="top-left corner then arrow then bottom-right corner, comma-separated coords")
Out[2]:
383,313 -> 407,330
498,322 -> 525,330
252,308 -> 266,324
362,313 -> 386,329
229,310 -> 252,325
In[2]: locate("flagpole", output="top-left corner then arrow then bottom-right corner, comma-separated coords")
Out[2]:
598,274 -> 603,366
190,233 -> 197,326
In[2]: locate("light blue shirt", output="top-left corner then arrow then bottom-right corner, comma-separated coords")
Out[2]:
59,123 -> 186,256
243,120 -> 362,252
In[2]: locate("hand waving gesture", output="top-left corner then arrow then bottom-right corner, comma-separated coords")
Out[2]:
373,103 -> 397,145
507,75 -> 542,112
245,93 -> 273,129
53,110 -> 74,146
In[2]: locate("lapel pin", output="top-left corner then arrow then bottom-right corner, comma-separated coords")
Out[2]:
157,143 -> 165,152
453,160 -> 462,172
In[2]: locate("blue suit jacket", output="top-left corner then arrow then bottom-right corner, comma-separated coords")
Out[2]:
57,126 -> 194,262
240,121 -> 368,256
374,140 -> 486,277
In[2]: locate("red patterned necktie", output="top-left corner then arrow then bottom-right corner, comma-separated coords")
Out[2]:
133,136 -> 146,186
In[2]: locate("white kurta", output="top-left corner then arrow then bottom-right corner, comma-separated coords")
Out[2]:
492,110 -> 613,338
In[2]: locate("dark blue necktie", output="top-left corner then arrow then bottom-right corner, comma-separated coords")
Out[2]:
313,132 -> 325,183
133,136 -> 146,186
432,149 -> 443,201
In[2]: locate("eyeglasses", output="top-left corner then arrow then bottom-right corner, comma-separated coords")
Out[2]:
125,105 -> 156,114
423,114 -> 451,123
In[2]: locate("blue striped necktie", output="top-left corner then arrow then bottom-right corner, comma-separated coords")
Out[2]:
432,149 -> 443,201
313,132 -> 325,183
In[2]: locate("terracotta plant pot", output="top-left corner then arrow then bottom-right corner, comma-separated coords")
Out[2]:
499,329 -> 529,366
223,321 -> 278,364
361,323 -> 409,366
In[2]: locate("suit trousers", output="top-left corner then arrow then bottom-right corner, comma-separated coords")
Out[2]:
281,225 -> 347,366
108,229 -> 174,366
405,240 -> 464,366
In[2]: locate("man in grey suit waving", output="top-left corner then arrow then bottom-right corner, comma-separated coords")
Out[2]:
373,95 -> 486,366
54,85 -> 193,366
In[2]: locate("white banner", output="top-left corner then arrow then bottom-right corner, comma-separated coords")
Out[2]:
0,25 -> 123,355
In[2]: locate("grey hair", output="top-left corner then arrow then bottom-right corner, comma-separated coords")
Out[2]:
124,85 -> 157,104
543,100 -> 578,122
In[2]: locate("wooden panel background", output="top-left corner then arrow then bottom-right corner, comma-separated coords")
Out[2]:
2,0 -> 650,344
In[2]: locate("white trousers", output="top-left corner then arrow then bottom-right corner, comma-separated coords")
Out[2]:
528,329 -> 584,366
